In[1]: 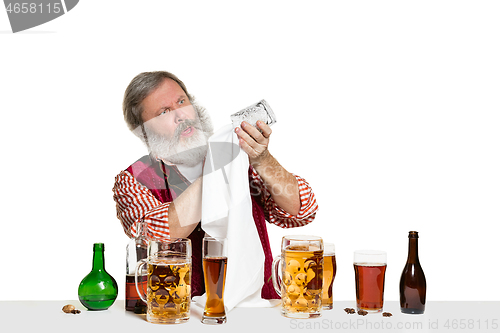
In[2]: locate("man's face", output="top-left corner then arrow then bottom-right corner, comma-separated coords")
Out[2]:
141,78 -> 198,141
139,78 -> 211,167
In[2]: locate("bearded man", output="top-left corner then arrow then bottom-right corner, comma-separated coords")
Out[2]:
113,71 -> 318,299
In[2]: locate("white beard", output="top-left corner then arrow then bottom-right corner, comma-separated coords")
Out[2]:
134,100 -> 214,167
146,125 -> 209,167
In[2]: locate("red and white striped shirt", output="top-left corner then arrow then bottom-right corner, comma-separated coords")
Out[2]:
112,166 -> 318,240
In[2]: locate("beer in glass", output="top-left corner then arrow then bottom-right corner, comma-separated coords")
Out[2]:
272,235 -> 324,318
135,238 -> 192,324
353,250 -> 387,313
322,243 -> 336,310
201,237 -> 228,324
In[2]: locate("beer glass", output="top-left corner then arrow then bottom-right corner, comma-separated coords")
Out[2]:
272,235 -> 324,319
135,238 -> 192,324
230,99 -> 277,129
353,250 -> 387,313
322,243 -> 336,310
201,237 -> 228,324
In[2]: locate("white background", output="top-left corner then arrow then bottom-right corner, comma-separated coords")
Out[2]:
1,0 -> 499,302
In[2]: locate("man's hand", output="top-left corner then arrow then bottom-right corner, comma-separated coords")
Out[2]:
235,120 -> 272,167
235,120 -> 301,216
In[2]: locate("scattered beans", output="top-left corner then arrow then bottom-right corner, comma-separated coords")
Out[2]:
344,307 -> 392,317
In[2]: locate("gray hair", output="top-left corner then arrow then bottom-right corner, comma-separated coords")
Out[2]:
122,71 -> 193,131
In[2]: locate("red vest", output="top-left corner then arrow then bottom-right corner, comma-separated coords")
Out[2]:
126,155 -> 279,299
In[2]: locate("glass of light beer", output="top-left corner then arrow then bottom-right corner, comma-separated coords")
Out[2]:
135,238 -> 192,324
201,237 -> 228,324
322,243 -> 337,310
353,250 -> 387,313
272,235 -> 324,319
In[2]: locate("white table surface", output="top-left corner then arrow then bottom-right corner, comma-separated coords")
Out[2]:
2,300 -> 499,332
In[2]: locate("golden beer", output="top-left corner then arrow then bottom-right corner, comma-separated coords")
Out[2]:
280,245 -> 323,317
322,254 -> 337,309
146,257 -> 191,324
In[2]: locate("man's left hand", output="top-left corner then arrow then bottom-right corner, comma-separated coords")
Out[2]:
235,120 -> 272,166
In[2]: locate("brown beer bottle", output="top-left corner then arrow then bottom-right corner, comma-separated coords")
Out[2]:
399,231 -> 426,314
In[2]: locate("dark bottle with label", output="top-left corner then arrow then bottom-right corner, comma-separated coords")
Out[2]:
125,221 -> 148,313
399,231 -> 426,314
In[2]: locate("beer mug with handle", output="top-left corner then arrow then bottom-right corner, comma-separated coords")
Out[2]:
135,238 -> 192,324
272,235 -> 324,318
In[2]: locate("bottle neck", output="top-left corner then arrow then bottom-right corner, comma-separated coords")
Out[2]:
135,221 -> 149,248
407,237 -> 420,263
136,221 -> 145,238
92,247 -> 105,271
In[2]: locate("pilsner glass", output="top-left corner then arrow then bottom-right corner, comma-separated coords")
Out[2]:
201,237 -> 228,324
353,250 -> 387,313
230,99 -> 277,129
322,243 -> 336,310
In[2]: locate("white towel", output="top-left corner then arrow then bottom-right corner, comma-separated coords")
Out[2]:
199,124 -> 275,311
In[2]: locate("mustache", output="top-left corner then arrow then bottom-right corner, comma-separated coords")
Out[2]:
172,119 -> 203,142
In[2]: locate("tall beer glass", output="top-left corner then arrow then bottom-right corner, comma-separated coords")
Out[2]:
353,250 -> 387,313
322,243 -> 336,310
272,235 -> 324,318
201,237 -> 228,324
135,238 -> 192,324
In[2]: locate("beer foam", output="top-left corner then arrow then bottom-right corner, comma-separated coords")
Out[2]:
150,258 -> 191,266
354,262 -> 387,267
285,245 -> 322,252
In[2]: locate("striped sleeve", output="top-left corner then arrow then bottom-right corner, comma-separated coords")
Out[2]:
249,168 -> 318,228
112,170 -> 171,240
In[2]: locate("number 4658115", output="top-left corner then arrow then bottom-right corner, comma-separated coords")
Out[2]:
6,2 -> 62,14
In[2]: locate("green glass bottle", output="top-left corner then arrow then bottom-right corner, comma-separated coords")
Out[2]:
78,243 -> 118,310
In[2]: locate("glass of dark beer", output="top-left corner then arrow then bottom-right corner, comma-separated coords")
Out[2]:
353,250 -> 387,313
201,237 -> 228,324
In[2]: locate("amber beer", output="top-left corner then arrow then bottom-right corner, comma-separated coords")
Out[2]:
203,257 -> 227,317
322,254 -> 337,309
202,237 -> 228,324
146,257 -> 191,324
353,250 -> 387,313
354,264 -> 387,311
